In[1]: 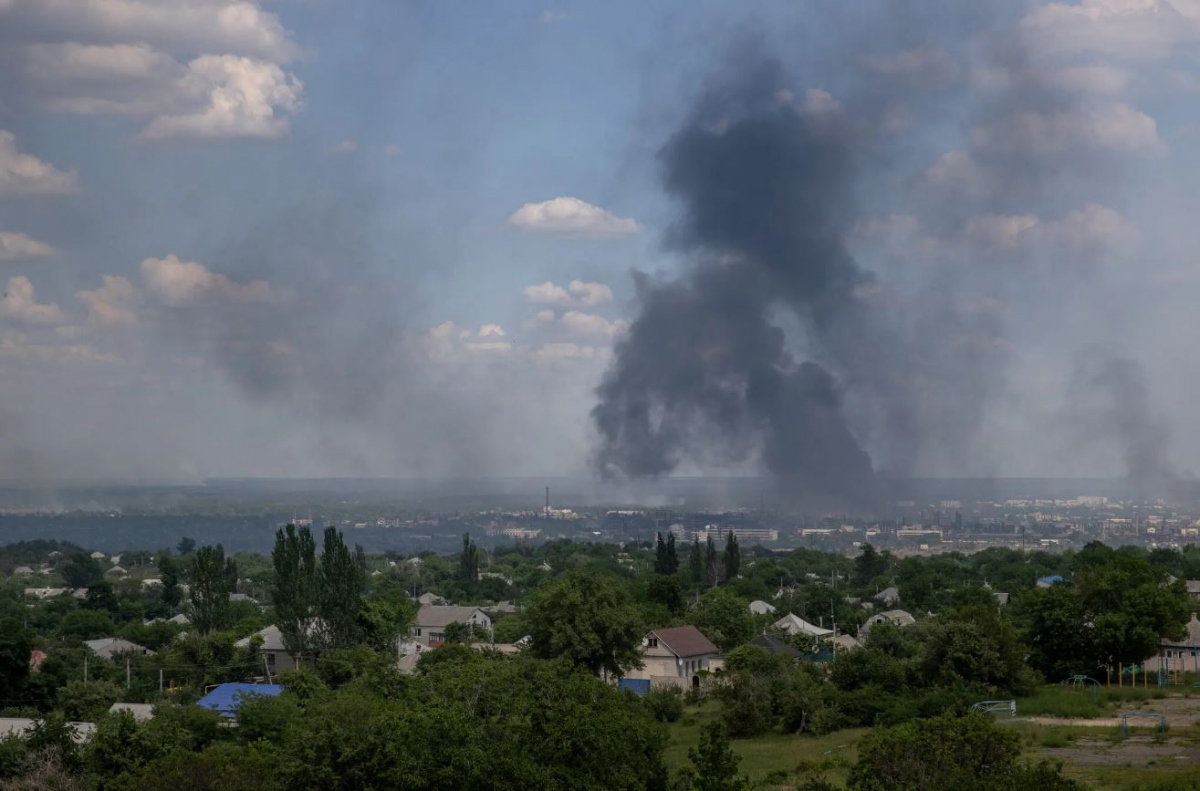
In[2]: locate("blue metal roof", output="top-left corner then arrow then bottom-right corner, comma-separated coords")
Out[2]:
195,683 -> 283,718
1038,575 -> 1065,585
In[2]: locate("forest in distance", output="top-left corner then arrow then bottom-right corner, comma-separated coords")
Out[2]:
0,529 -> 1195,789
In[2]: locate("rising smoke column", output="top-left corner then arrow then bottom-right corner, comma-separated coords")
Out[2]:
592,59 -> 891,504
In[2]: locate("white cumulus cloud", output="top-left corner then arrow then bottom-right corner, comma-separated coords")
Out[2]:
2,0 -> 302,63
971,103 -> 1166,158
523,279 -> 613,306
1,276 -> 65,324
140,254 -> 275,306
559,310 -> 628,337
0,231 -> 56,260
139,56 -> 303,140
0,131 -> 80,197
77,275 -> 139,328
507,197 -> 640,238
1021,0 -> 1200,61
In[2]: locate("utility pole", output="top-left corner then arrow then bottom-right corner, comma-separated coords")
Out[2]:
159,668 -> 164,693
83,655 -> 88,683
126,657 -> 131,689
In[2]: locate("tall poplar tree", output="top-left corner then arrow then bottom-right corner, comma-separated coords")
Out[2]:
723,531 -> 740,582
189,544 -> 236,634
705,535 -> 720,588
272,524 -> 318,660
317,527 -> 366,650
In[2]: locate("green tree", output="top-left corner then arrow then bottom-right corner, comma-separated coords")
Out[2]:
84,580 -> 119,614
157,553 -> 183,611
59,609 -> 115,640
60,552 -> 103,589
188,545 -> 236,634
666,534 -> 679,574
848,711 -> 1084,791
655,533 -> 670,575
705,535 -> 719,588
443,621 -> 488,644
176,537 -> 196,556
688,537 -> 704,586
723,532 -> 740,582
691,588 -> 754,652
854,544 -> 888,587
271,524 -> 318,662
58,680 -> 123,721
524,569 -> 643,678
1014,545 -> 1187,679
915,604 -> 1035,695
647,575 -> 686,616
459,533 -> 480,589
0,618 -> 32,707
316,527 -> 365,651
685,721 -> 750,791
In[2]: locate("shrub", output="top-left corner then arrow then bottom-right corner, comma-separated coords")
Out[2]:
645,686 -> 684,723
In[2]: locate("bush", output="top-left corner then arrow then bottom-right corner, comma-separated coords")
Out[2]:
717,674 -> 774,738
645,686 -> 684,723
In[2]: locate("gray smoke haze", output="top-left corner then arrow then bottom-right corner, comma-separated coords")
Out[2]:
1069,351 -> 1176,500
593,57 -> 881,504
593,6 -> 1176,505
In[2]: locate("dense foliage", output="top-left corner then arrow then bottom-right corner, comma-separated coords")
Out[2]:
0,533 -> 1193,789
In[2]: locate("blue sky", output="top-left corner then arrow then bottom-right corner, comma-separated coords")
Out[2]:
2,0 -> 1200,484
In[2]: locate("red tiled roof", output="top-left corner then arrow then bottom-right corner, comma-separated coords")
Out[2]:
649,625 -> 718,658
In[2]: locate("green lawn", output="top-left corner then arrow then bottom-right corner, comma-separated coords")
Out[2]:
664,692 -> 1200,790
666,705 -> 866,787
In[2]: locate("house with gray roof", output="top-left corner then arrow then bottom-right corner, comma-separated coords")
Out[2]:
411,605 -> 492,648
234,625 -> 297,674
624,625 -> 721,689
84,638 -> 153,659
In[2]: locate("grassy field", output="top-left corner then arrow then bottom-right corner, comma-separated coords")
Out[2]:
665,687 -> 1200,790
1016,684 -> 1165,719
665,704 -> 865,787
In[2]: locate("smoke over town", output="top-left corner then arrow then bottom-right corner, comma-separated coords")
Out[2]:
0,0 -> 1195,491
593,5 -> 1182,504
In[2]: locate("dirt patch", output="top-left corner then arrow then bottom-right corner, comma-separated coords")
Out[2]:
1026,717 -> 1119,728
1047,737 -> 1188,767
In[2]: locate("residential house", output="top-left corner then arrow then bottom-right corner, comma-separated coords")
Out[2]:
416,592 -> 446,607
624,626 -> 721,689
1036,575 -> 1065,588
873,586 -> 901,606
196,683 -> 282,720
12,567 -> 33,577
860,609 -> 916,638
89,552 -> 106,561
109,703 -> 154,722
749,600 -> 777,616
749,633 -> 800,659
0,719 -> 94,743
234,625 -> 297,675
1154,612 -> 1200,675
773,613 -> 833,639
411,605 -> 492,648
1186,581 -> 1200,601
105,566 -> 128,577
831,634 -> 861,652
24,588 -> 68,600
84,638 -> 153,659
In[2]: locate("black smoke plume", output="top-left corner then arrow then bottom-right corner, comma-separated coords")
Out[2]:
592,59 -> 888,505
